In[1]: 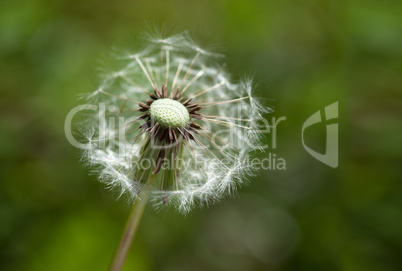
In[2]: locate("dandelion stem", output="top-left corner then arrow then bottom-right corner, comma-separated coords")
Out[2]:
108,176 -> 154,271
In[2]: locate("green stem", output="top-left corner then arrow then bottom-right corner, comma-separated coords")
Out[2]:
108,177 -> 154,271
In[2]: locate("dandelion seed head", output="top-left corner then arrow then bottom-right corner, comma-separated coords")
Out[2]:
76,31 -> 270,213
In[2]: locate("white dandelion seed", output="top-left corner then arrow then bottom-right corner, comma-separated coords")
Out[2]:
78,31 -> 270,214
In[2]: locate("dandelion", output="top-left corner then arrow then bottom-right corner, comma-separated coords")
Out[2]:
76,31 -> 269,271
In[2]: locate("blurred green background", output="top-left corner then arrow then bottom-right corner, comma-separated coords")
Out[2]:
1,0 -> 401,270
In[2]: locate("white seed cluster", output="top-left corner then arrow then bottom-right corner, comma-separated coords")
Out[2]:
149,98 -> 189,128
79,32 -> 270,213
